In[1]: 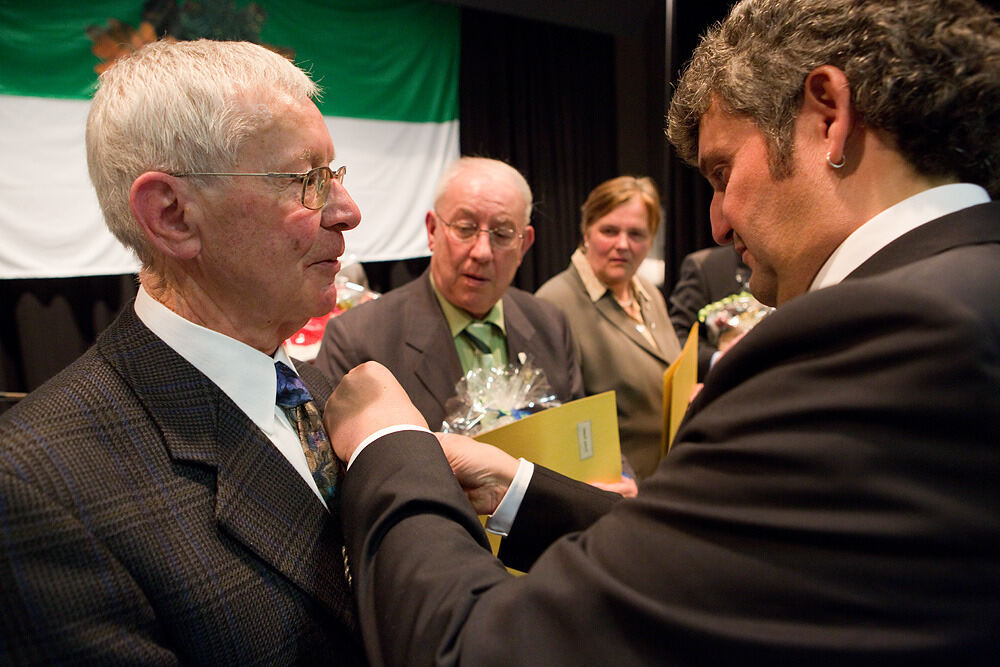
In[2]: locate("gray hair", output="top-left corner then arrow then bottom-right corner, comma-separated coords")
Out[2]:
667,0 -> 1000,196
433,157 -> 534,226
86,39 -> 319,266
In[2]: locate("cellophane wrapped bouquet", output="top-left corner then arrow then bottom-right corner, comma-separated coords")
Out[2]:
441,356 -> 561,435
698,291 -> 774,346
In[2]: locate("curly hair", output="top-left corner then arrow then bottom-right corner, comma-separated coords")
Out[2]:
667,0 -> 1000,196
579,176 -> 661,247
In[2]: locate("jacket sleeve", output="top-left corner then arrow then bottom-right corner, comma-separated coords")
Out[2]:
497,465 -> 621,571
668,252 -> 717,379
340,276 -> 1000,665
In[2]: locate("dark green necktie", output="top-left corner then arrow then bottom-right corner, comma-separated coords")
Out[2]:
462,321 -> 494,354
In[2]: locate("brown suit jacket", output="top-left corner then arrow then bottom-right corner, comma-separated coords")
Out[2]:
0,305 -> 365,665
314,269 -> 583,430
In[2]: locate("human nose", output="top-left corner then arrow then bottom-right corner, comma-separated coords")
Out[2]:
467,228 -> 494,261
322,181 -> 361,231
709,192 -> 732,245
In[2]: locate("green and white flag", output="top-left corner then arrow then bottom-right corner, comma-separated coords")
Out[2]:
0,0 -> 459,278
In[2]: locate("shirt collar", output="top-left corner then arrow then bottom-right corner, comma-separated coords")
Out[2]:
133,286 -> 294,430
810,183 -> 990,291
429,272 -> 506,338
571,247 -> 653,304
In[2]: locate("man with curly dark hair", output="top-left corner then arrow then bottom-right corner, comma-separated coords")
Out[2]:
323,0 -> 1000,664
668,0 -> 1000,199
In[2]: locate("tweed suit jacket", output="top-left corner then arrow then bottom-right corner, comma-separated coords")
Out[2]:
314,269 -> 584,430
0,305 -> 365,665
340,202 -> 1000,665
536,264 -> 681,479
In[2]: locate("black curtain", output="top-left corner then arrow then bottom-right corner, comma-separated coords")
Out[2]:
0,275 -> 138,401
662,1 -> 734,294
457,8 -> 617,292
664,146 -> 715,297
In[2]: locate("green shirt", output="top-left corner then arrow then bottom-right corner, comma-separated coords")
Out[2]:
430,276 -> 508,373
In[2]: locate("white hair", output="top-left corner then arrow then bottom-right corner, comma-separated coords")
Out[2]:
86,39 -> 319,265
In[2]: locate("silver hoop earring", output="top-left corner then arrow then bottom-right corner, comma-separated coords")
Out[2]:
826,152 -> 846,169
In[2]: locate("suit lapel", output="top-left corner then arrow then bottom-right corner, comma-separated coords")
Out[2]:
848,202 -> 1000,280
564,263 -> 673,363
211,398 -> 356,628
409,273 -> 466,411
593,292 -> 673,364
98,308 -> 356,629
501,293 -> 537,365
647,296 -> 682,361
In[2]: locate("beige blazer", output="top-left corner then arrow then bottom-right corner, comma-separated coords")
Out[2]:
537,262 -> 681,479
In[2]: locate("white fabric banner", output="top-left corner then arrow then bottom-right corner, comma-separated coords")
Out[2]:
0,94 -> 453,278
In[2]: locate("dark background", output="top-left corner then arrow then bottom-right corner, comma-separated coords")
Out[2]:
0,1 -> 764,404
367,0 -> 733,294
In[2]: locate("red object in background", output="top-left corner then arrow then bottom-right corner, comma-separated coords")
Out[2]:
284,279 -> 379,361
284,310 -> 338,361
286,310 -> 338,347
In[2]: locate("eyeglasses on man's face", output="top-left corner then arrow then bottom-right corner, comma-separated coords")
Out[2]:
434,210 -> 524,250
172,165 -> 346,210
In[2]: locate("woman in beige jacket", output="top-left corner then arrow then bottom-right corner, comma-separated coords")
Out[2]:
536,176 -> 681,479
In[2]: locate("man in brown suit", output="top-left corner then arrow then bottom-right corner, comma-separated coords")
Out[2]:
0,40 -> 369,665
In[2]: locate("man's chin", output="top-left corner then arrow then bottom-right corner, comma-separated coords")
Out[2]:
748,277 -> 777,308
457,296 -> 495,320
303,285 -> 339,320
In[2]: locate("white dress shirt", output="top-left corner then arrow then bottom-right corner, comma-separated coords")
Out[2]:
133,287 -> 329,507
809,183 -> 989,290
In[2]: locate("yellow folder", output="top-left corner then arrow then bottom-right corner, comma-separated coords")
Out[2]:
473,390 -> 622,556
661,322 -> 699,457
474,390 -> 622,483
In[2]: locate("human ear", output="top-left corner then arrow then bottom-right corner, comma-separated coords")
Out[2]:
519,224 -> 535,257
425,210 -> 438,252
130,172 -> 202,260
802,65 -> 854,168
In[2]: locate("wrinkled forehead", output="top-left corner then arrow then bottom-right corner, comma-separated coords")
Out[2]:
235,93 -> 335,165
442,171 -> 528,225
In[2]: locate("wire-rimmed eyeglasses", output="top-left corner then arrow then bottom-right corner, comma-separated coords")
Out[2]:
172,165 -> 346,210
433,210 -> 525,249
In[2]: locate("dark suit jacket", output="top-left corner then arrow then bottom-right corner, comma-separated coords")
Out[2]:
340,202 -> 1000,665
668,245 -> 750,380
314,269 -> 584,429
0,306 -> 365,665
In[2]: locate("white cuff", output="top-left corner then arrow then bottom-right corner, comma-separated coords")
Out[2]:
484,458 -> 534,536
347,424 -> 433,469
